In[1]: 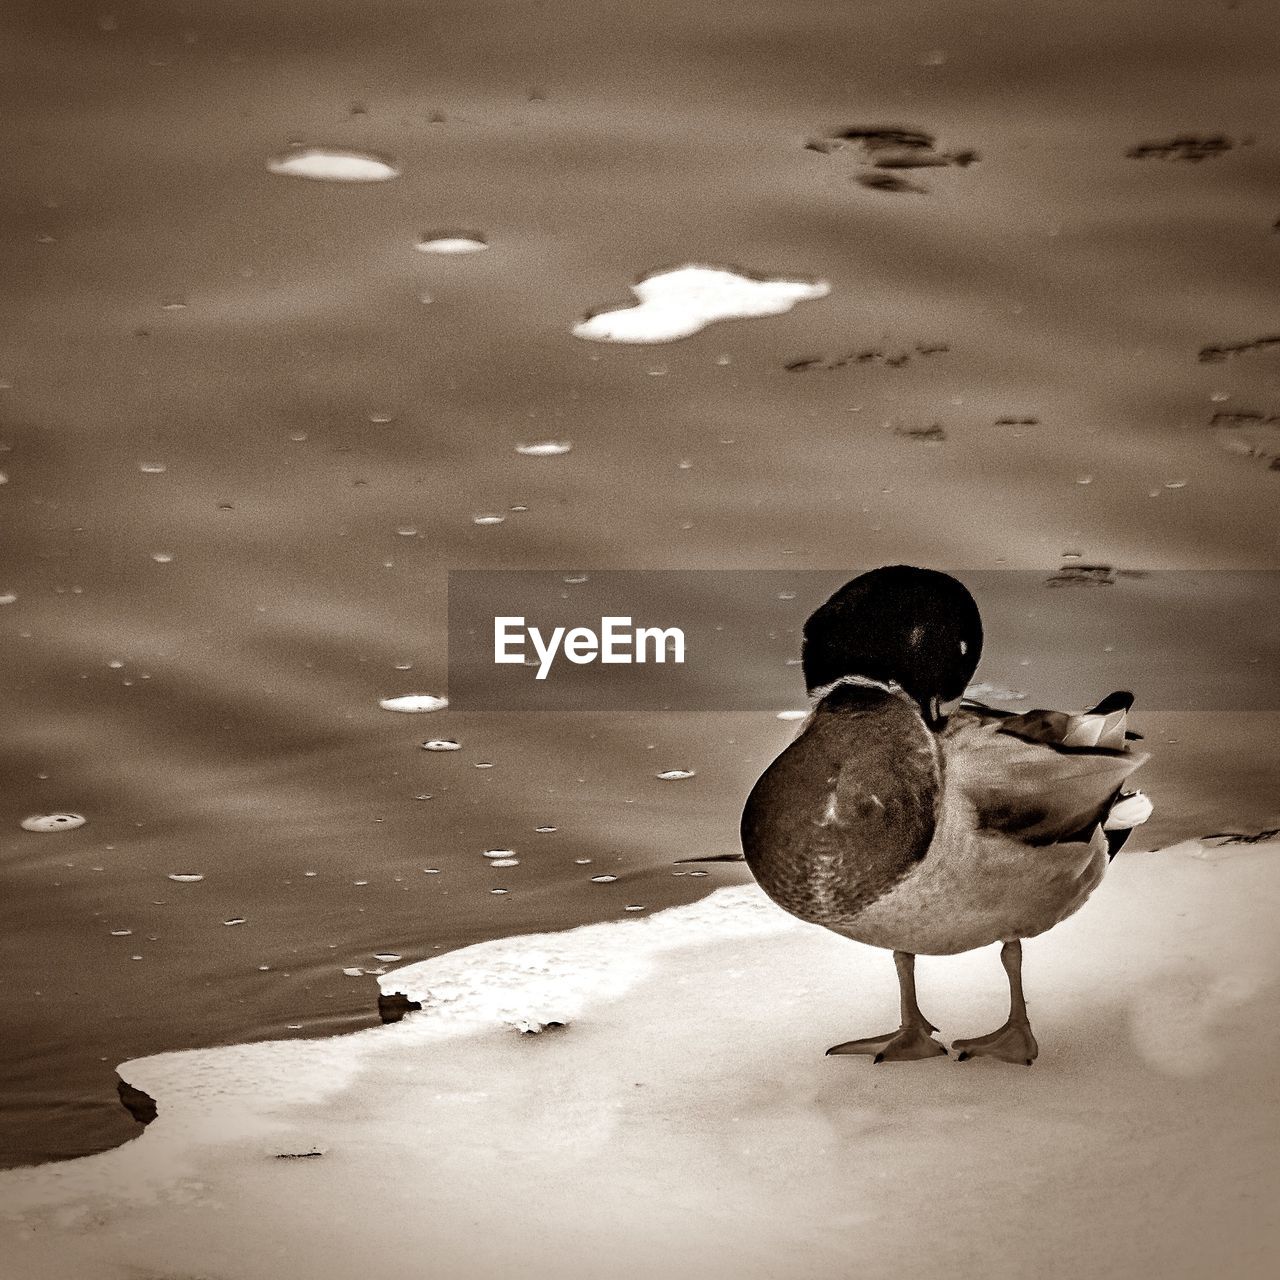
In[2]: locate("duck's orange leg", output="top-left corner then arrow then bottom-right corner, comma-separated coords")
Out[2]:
827,950 -> 948,1062
953,940 -> 1040,1065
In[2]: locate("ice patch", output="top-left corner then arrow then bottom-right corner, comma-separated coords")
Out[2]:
573,265 -> 830,344
20,813 -> 86,832
415,232 -> 488,254
267,149 -> 399,182
515,440 -> 573,456
0,848 -> 1277,1278
379,694 -> 448,713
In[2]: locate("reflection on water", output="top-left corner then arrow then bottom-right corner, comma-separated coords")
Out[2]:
2,0 -> 1279,1167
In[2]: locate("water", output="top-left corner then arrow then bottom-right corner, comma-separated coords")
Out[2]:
2,0 -> 1279,1169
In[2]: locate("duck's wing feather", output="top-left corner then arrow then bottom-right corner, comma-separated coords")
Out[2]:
944,696 -> 1149,846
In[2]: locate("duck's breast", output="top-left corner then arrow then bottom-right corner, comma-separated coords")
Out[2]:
741,687 -> 941,930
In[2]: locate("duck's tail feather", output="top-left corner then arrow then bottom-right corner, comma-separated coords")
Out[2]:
1100,788 -> 1154,858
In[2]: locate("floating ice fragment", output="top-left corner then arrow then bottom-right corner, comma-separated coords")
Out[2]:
110,929 -> 132,936
421,739 -> 461,751
535,825 -> 558,833
590,874 -> 618,883
139,461 -> 167,474
22,813 -> 86,832
776,709 -> 808,721
488,858 -> 520,868
222,917 -> 246,927
380,694 -> 448,713
342,967 -> 365,977
267,148 -> 399,182
0,592 -> 16,605
573,265 -> 830,344
483,848 -> 516,859
472,514 -> 506,526
416,232 -> 488,254
656,768 -> 696,780
151,551 -> 174,563
373,952 -> 402,963
167,873 -> 205,883
515,440 -> 572,457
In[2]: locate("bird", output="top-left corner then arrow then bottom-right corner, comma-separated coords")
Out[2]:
740,565 -> 1151,1065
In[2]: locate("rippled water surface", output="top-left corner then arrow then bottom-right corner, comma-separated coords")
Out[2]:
2,0 -> 1279,1167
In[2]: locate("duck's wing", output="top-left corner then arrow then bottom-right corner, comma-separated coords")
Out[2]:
943,696 -> 1149,847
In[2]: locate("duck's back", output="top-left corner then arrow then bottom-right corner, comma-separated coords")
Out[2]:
741,684 -> 942,931
944,701 -> 1149,846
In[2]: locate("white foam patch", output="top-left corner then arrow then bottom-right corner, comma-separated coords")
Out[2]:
1,846 -> 1276,1279
415,233 -> 488,255
266,149 -> 400,183
573,264 -> 830,344
379,694 -> 448,713
515,440 -> 573,456
20,813 -> 86,832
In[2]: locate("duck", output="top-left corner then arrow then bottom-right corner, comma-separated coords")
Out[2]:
740,565 -> 1151,1065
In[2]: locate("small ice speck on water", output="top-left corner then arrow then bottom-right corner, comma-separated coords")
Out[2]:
342,967 -> 364,977
21,813 -> 86,832
656,768 -> 696,780
0,592 -> 16,605
573,265 -> 830,344
379,694 -> 448,713
151,552 -> 174,563
421,739 -> 461,751
473,514 -> 506,525
222,917 -> 246,927
138,462 -> 167,474
590,874 -> 618,883
515,440 -> 572,456
488,857 -> 520,868
167,873 -> 204,883
483,848 -> 516,859
266,148 -> 399,182
373,952 -> 402,963
535,825 -> 558,832
110,929 -> 132,937
415,232 -> 488,254
776,709 -> 808,721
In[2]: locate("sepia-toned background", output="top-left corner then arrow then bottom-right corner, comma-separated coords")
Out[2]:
1,0 -> 1277,1168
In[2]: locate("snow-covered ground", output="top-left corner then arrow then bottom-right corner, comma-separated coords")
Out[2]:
1,842 -> 1276,1279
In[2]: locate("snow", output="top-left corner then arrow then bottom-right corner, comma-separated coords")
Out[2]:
378,693 -> 448,713
415,234 -> 489,254
573,265 -> 830,343
1,843 -> 1277,1279
266,149 -> 400,182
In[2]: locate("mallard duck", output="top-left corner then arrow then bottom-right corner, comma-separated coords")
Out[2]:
741,566 -> 1151,1064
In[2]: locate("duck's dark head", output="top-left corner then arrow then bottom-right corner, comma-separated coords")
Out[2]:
801,566 -> 982,727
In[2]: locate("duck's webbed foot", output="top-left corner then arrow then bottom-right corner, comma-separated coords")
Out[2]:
827,1021 -> 947,1063
827,951 -> 946,1062
953,1019 -> 1038,1065
954,940 -> 1039,1065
